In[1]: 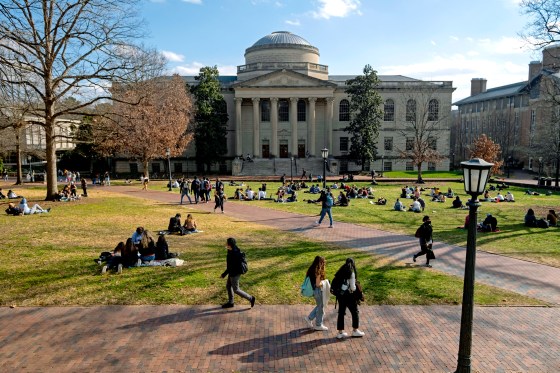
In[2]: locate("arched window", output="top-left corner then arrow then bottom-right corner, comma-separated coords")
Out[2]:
261,100 -> 270,122
278,99 -> 289,121
339,99 -> 349,121
428,99 -> 439,121
297,99 -> 306,122
406,99 -> 416,122
384,99 -> 395,121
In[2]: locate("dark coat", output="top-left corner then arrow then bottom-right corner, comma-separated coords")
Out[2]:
221,248 -> 244,277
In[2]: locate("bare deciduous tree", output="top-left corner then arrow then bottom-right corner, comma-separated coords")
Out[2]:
0,0 -> 149,200
96,75 -> 193,177
396,86 -> 450,183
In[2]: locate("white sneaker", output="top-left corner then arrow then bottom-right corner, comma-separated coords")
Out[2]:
314,324 -> 328,331
314,221 -> 321,226
336,332 -> 348,339
303,316 -> 313,328
101,265 -> 107,274
117,264 -> 123,274
352,329 -> 365,337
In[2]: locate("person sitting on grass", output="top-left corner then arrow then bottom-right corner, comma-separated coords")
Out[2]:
410,198 -> 422,213
102,242 -> 124,274
155,235 -> 170,260
547,210 -> 558,227
122,238 -> 140,267
375,197 -> 387,205
525,189 -> 540,196
138,230 -> 157,263
183,213 -> 199,233
479,213 -> 498,232
505,191 -> 515,202
168,213 -> 186,235
7,189 -> 18,199
394,198 -> 406,211
0,188 -> 6,199
524,208 -> 538,227
257,187 -> 266,200
335,190 -> 349,206
452,196 -> 463,208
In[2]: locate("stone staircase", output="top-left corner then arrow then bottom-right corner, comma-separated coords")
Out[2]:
236,158 -> 337,177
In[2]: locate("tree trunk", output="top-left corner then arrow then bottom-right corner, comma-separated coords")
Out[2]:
45,119 -> 59,200
416,163 -> 424,184
142,160 -> 149,179
15,128 -> 23,185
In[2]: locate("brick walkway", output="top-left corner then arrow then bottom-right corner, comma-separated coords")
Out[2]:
1,305 -> 559,372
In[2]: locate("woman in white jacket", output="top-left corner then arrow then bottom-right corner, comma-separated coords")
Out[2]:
303,256 -> 329,331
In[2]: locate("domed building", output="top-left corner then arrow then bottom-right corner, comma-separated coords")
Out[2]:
119,31 -> 455,177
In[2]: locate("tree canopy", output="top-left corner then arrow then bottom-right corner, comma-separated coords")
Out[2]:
190,66 -> 229,172
344,64 -> 384,170
469,134 -> 504,175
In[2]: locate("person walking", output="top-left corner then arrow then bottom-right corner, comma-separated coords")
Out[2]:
314,188 -> 334,228
191,176 -> 201,204
214,185 -> 225,213
413,215 -> 435,267
220,238 -> 255,309
301,168 -> 307,181
303,256 -> 329,331
81,178 -> 88,197
335,258 -> 365,339
180,178 -> 192,204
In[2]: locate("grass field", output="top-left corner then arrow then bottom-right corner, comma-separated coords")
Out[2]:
221,180 -> 560,267
0,183 -> 546,307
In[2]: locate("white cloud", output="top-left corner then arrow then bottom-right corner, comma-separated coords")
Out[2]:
476,36 -> 528,55
450,36 -> 459,41
431,40 -> 436,46
169,62 -> 236,76
312,0 -> 361,19
161,50 -> 185,62
285,19 -> 301,26
181,0 -> 202,4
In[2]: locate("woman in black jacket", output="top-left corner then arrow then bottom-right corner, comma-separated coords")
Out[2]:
220,237 -> 255,309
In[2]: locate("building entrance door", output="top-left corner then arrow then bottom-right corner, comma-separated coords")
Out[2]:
279,144 -> 289,158
262,144 -> 270,158
298,143 -> 306,158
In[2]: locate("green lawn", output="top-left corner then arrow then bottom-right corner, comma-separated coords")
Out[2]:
0,185 -> 545,307
223,180 -> 560,267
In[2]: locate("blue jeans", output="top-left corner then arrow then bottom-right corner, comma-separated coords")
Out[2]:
308,287 -> 324,326
180,192 -> 192,204
318,207 -> 333,225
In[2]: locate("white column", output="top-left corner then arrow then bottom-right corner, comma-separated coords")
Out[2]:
326,97 -> 334,153
252,98 -> 260,157
271,97 -> 278,157
309,98 -> 316,156
290,97 -> 298,157
235,98 -> 243,157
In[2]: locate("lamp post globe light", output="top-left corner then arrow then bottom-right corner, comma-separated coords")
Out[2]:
455,158 -> 493,373
321,147 -> 328,189
166,148 -> 172,192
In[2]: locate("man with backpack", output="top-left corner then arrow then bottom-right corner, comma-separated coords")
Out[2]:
180,178 -> 192,205
191,176 -> 201,204
413,215 -> 435,267
314,188 -> 334,228
220,237 -> 255,309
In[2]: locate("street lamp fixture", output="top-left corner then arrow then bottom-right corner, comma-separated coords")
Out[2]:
166,148 -> 172,192
455,158 -> 493,373
321,148 -> 328,189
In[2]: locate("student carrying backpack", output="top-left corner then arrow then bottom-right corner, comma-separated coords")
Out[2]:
314,189 -> 334,228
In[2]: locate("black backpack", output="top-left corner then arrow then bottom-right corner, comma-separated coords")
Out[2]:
240,251 -> 248,274
330,274 -> 347,297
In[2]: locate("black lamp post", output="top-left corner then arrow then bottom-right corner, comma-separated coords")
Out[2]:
381,154 -> 385,177
166,148 -> 172,192
186,155 -> 189,179
538,157 -> 543,185
321,147 -> 328,189
455,158 -> 493,373
290,156 -> 294,183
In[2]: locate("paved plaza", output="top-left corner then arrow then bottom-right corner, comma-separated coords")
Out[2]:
1,184 -> 559,372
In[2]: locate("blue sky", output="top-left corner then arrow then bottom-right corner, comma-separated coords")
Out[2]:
142,0 -> 536,102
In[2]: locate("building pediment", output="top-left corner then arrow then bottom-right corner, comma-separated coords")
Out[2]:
232,69 -> 337,89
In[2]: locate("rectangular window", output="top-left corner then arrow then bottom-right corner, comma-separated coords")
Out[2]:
129,163 -> 138,175
297,100 -> 306,122
406,137 -> 414,151
340,137 -> 349,152
428,162 -> 436,171
261,100 -> 270,122
278,99 -> 289,121
174,162 -> 183,174
151,163 -> 161,174
384,137 -> 393,151
406,162 -> 414,171
383,161 -> 392,172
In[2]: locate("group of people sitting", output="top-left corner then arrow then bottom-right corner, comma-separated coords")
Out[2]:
232,183 -> 268,201
0,189 -> 19,199
167,213 -> 199,235
525,208 -> 558,228
5,198 -> 50,215
480,190 -> 515,202
393,197 -> 426,212
53,182 -> 83,202
100,226 -> 178,273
